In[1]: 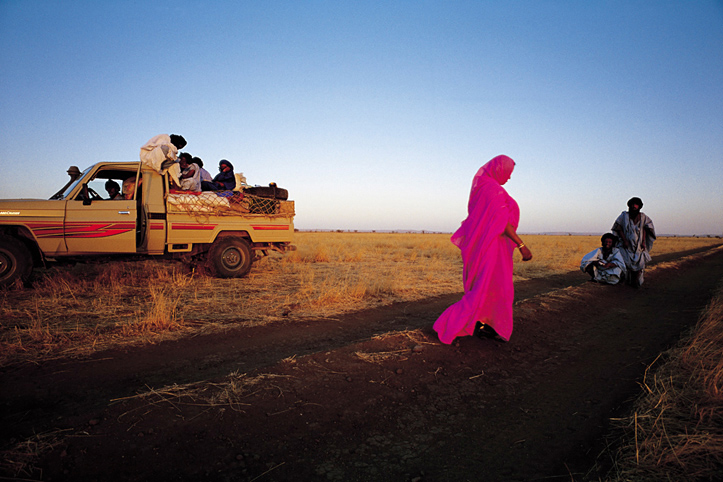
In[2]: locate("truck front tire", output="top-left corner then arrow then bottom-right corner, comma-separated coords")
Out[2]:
0,235 -> 33,288
207,238 -> 253,278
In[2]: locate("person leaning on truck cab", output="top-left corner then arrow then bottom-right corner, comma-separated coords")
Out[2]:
201,159 -> 236,191
139,133 -> 187,189
67,166 -> 81,181
140,134 -> 186,167
50,166 -> 83,199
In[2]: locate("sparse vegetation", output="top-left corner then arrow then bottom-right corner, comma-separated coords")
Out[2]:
605,282 -> 723,481
0,233 -> 720,367
0,233 -> 721,480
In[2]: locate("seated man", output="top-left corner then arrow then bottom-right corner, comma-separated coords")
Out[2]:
201,159 -> 236,191
580,233 -> 627,285
105,180 -> 123,199
194,157 -> 213,183
122,176 -> 141,200
178,152 -> 201,191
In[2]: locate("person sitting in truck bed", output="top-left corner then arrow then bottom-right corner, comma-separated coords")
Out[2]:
178,152 -> 201,191
105,180 -> 123,200
201,159 -> 236,191
195,157 -> 213,183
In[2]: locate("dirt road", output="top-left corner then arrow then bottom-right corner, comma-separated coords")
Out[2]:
2,245 -> 722,481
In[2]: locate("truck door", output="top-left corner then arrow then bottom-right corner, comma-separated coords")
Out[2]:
64,167 -> 138,254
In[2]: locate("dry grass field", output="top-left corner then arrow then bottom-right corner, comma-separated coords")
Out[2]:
608,282 -> 723,481
1,233 -> 720,367
2,233 -> 722,481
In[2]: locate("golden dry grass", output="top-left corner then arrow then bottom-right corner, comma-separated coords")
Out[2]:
0,428 -> 72,479
0,233 -> 720,367
110,371 -> 291,416
1,233 -> 721,480
606,282 -> 723,481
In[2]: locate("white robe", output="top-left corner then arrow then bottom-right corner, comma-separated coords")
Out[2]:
612,211 -> 656,285
580,247 -> 627,284
179,163 -> 201,191
139,134 -> 181,186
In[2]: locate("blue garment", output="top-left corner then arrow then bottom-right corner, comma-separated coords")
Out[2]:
202,170 -> 236,191
214,170 -> 236,190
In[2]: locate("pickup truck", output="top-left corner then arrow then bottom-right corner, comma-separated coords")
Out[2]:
0,161 -> 295,288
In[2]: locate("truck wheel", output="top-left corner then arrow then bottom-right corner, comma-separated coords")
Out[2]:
0,235 -> 33,288
207,238 -> 252,278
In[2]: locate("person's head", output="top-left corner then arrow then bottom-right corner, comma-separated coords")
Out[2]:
67,166 -> 81,180
481,155 -> 515,185
105,180 -> 121,198
601,233 -> 617,249
193,157 -> 204,168
123,177 -> 138,200
219,159 -> 234,172
170,134 -> 187,150
178,152 -> 192,168
627,197 -> 643,214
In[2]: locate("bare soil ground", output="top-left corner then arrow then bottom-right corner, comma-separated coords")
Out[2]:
2,244 -> 722,482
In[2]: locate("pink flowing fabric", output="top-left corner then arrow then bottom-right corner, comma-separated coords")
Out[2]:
433,155 -> 520,343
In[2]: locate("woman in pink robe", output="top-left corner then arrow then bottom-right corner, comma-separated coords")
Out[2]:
433,155 -> 532,344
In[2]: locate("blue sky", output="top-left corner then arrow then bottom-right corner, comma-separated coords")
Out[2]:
1,1 -> 721,235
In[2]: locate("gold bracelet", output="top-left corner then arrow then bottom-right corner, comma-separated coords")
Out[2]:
517,243 -> 525,249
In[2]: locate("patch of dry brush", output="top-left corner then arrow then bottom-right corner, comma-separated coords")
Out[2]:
0,233 -> 719,367
607,282 -> 723,481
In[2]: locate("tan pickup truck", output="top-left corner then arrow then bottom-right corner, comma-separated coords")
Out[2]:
0,161 -> 295,287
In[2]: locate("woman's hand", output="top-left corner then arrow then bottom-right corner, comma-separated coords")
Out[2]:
504,223 -> 532,261
519,245 -> 532,261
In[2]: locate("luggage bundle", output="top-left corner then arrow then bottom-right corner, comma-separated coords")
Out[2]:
243,183 -> 288,200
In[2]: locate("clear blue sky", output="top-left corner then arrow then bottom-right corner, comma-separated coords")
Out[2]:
1,1 -> 721,235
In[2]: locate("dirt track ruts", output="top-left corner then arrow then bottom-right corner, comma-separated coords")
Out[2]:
1,244 -> 722,481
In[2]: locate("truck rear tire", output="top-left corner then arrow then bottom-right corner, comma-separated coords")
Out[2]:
0,235 -> 33,288
207,237 -> 253,278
